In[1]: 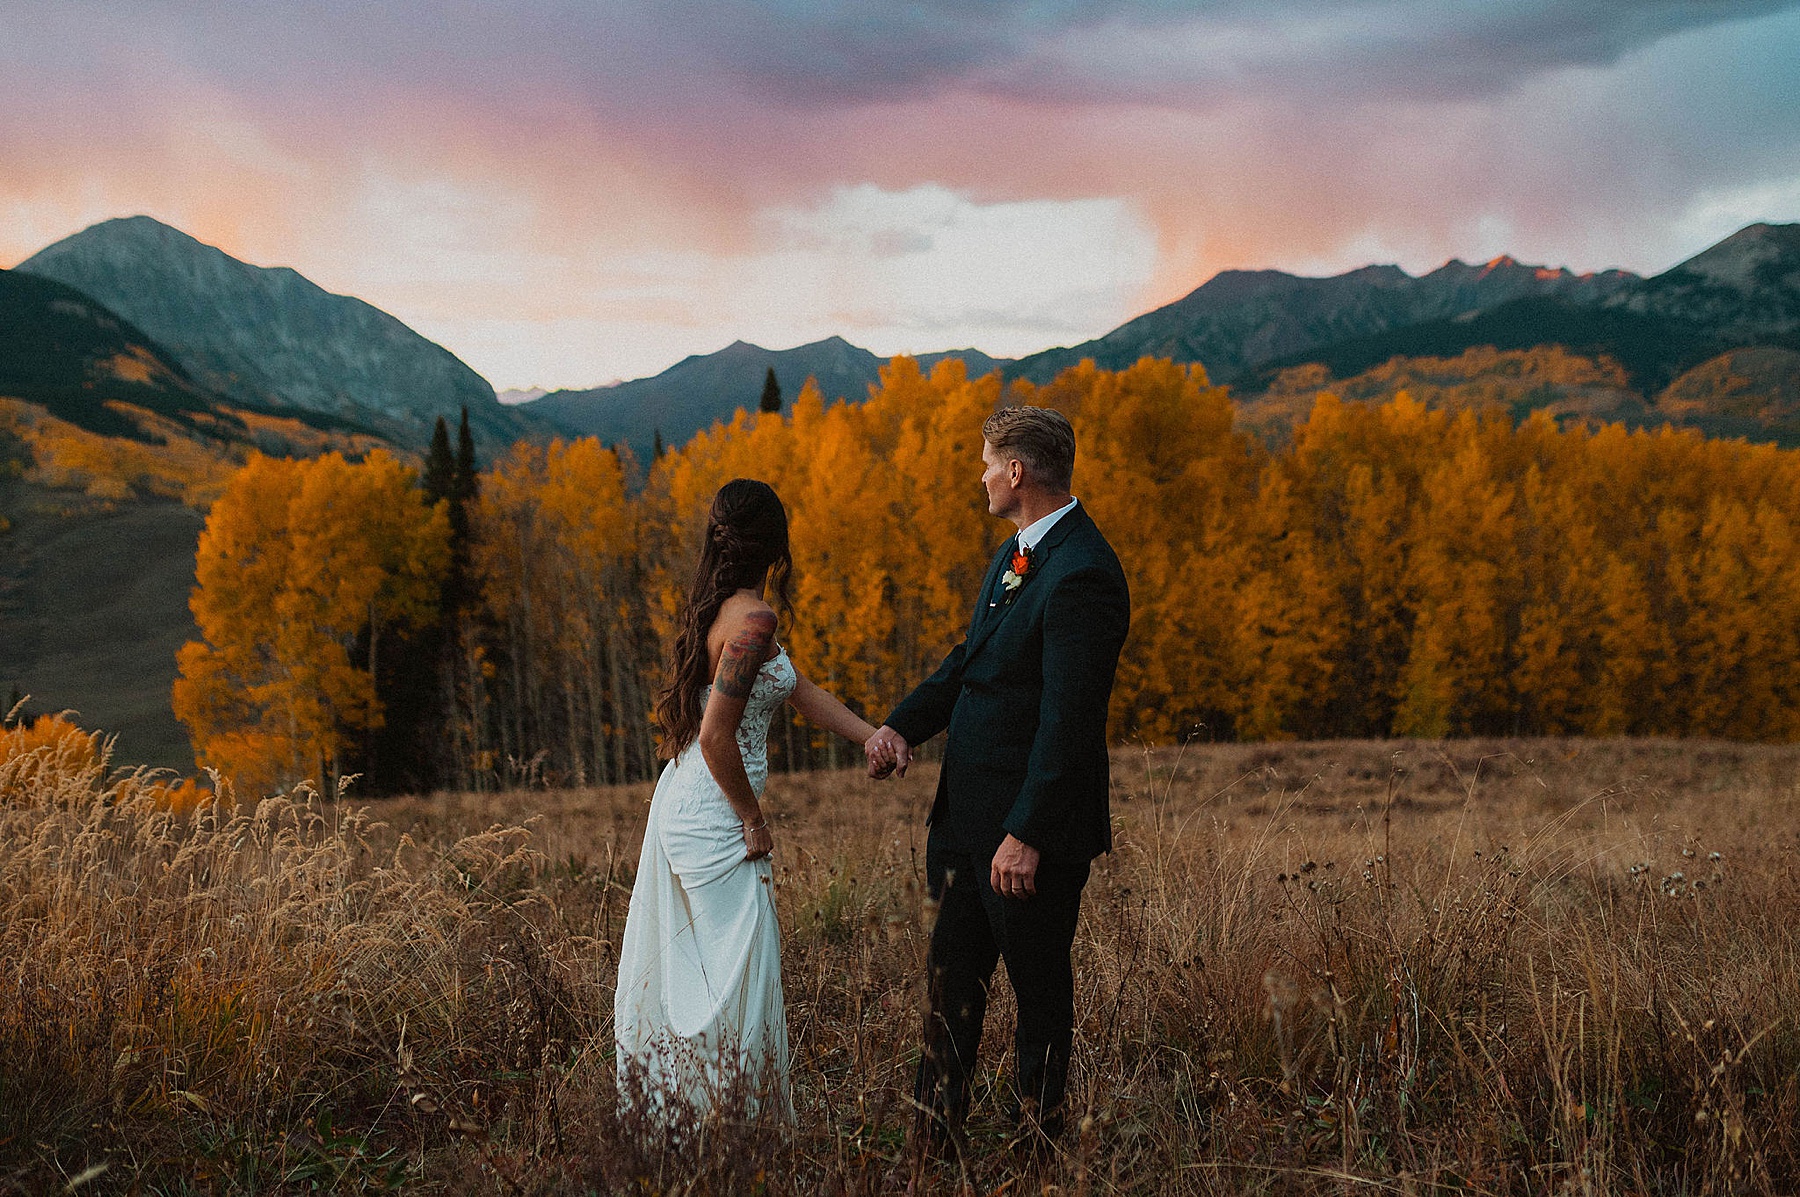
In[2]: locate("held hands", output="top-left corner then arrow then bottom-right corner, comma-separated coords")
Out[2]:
742,818 -> 773,861
864,725 -> 912,779
990,834 -> 1040,899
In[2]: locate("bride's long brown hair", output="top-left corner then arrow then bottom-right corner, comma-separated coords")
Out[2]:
655,479 -> 793,759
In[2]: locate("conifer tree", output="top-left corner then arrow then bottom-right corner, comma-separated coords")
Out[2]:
760,366 -> 783,414
439,406 -> 485,787
424,416 -> 455,504
455,408 -> 479,508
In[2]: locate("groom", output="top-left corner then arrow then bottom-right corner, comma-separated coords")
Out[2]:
866,405 -> 1130,1153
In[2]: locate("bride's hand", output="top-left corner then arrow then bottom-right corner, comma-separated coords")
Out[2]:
865,725 -> 910,778
743,820 -> 774,861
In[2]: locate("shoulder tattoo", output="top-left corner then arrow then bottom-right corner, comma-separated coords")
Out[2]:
714,609 -> 777,699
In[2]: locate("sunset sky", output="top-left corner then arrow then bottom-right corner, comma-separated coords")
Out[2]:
4,1 -> 1798,391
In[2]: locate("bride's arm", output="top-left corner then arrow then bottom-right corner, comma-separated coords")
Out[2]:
787,667 -> 880,745
697,608 -> 777,858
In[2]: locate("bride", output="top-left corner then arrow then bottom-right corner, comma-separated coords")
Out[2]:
614,479 -> 889,1118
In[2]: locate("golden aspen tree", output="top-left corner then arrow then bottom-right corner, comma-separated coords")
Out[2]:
472,441 -> 553,775
1028,358 -> 1258,741
1684,493 -> 1800,738
1268,391 -> 1435,737
1509,432 -> 1610,733
174,451 -> 448,795
1393,411 -> 1521,737
1232,463 -> 1343,739
881,358 -> 1007,717
534,437 -> 642,784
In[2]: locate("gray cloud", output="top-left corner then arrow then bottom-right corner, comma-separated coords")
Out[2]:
645,1 -> 1800,107
10,1 -> 1797,114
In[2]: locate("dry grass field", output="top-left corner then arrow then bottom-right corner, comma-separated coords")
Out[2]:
6,727 -> 1800,1194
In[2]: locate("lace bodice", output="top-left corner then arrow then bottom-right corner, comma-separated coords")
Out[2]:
698,647 -> 796,794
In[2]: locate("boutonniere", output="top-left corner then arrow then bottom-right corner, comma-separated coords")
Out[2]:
1000,544 -> 1035,603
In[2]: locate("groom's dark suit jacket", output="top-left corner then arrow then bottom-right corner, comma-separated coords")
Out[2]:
885,503 -> 1130,863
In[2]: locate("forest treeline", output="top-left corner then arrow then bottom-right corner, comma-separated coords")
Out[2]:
173,357 -> 1800,796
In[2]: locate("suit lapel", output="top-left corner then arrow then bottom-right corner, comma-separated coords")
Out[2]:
969,537 -> 1015,635
964,504 -> 1090,662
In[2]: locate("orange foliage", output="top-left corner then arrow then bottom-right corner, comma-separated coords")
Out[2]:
1,714 -> 103,804
173,451 -> 450,796
144,776 -> 216,816
174,358 -> 1800,782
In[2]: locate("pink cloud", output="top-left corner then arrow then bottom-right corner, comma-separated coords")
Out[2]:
4,1 -> 1798,385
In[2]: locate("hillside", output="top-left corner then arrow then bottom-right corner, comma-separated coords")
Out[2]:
15,217 -> 540,449
0,267 -> 220,439
1236,346 -> 1647,439
1240,297 -> 1728,397
0,498 -> 204,767
526,337 -> 1010,458
1655,345 -> 1800,444
0,389 -> 396,770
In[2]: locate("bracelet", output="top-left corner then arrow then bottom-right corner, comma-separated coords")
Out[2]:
744,819 -> 767,832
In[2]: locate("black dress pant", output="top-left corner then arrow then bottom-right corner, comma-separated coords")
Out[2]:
913,832 -> 1091,1138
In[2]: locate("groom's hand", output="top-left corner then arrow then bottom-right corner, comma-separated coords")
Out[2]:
865,725 -> 911,778
991,835 -> 1040,899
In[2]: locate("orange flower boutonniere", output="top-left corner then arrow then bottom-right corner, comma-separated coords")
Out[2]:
1000,544 -> 1035,603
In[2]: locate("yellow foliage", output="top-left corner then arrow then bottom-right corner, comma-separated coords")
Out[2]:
0,397 -> 397,511
171,356 -> 1800,775
0,399 -> 236,507
173,450 -> 450,795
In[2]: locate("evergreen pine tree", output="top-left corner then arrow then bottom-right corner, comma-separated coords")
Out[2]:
444,406 -> 484,786
356,410 -> 479,796
760,366 -> 783,414
424,416 -> 455,504
454,408 -> 479,507
653,428 -> 666,459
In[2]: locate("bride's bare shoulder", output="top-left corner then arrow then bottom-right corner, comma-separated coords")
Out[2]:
706,595 -> 779,689
714,593 -> 777,638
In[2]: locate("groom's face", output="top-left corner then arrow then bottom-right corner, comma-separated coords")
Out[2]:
981,439 -> 1022,520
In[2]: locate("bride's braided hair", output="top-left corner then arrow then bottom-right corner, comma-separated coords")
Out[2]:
656,479 -> 793,759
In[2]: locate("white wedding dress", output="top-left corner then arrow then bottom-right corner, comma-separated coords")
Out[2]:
614,647 -> 795,1119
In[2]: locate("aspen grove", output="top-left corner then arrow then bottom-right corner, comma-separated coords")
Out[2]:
173,357 -> 1800,795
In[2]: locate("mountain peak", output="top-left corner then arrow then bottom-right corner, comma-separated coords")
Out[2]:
1721,221 -> 1800,244
1666,222 -> 1800,290
16,215 -> 515,443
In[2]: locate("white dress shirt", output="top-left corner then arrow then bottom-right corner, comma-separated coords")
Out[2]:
1016,496 -> 1079,553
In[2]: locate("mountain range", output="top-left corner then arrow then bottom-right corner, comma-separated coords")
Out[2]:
518,223 -> 1800,453
1006,255 -> 1640,385
15,217 -> 542,448
528,337 -> 1011,459
11,215 -> 1798,469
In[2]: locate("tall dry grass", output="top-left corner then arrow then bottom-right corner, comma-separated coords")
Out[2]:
6,724 -> 1800,1193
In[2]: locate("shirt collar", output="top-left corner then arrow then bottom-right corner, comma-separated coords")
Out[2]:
1017,496 -> 1079,553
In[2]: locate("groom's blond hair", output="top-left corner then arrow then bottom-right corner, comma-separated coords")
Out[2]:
983,405 -> 1075,492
